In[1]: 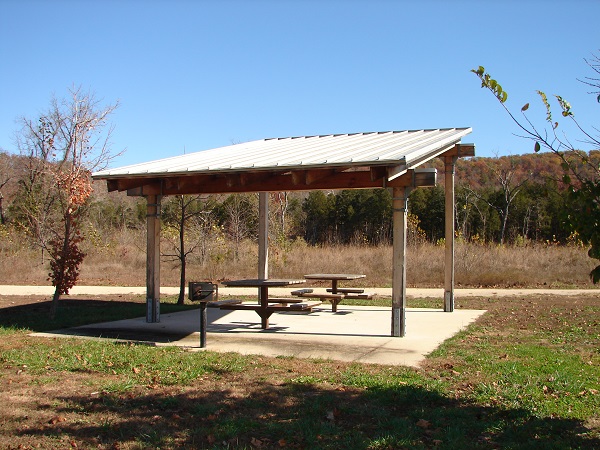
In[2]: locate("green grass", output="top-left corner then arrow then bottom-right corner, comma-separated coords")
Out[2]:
1,295 -> 599,449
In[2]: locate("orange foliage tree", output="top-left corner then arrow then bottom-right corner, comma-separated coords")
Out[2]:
14,87 -> 119,316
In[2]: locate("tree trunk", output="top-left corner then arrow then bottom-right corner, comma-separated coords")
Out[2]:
50,214 -> 71,318
500,205 -> 509,245
178,256 -> 186,305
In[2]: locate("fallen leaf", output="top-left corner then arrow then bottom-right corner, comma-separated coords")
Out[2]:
416,419 -> 431,429
48,415 -> 66,425
132,367 -> 140,374
251,437 -> 263,447
278,438 -> 287,447
207,434 -> 216,444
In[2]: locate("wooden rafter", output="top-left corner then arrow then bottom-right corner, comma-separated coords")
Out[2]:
121,166 -> 437,197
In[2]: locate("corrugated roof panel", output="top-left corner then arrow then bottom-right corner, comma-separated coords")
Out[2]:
93,128 -> 472,178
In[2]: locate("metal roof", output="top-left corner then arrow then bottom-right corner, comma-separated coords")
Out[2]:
93,128 -> 472,179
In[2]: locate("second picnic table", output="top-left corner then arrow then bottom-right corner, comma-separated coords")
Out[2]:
220,278 -> 306,329
303,273 -> 366,294
297,273 -> 368,312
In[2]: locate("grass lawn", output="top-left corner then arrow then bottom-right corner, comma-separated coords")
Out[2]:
0,293 -> 598,449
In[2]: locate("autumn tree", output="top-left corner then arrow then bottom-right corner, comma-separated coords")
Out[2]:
473,53 -> 600,281
13,86 -> 119,315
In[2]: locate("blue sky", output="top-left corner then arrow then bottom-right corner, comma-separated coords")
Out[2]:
1,0 -> 598,168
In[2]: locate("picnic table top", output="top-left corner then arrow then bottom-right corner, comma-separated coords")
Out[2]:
304,273 -> 366,281
221,278 -> 306,287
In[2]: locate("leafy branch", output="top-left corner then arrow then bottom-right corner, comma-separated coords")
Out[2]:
472,59 -> 600,282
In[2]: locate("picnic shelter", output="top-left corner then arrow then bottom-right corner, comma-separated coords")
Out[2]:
92,128 -> 475,336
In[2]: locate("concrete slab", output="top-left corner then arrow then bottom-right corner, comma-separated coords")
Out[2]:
32,305 -> 486,367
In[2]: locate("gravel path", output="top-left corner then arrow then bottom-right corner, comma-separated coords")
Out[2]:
1,285 -> 598,298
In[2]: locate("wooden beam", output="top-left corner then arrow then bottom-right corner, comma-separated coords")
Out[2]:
291,171 -> 306,185
306,169 -> 338,185
387,164 -> 408,181
121,167 -> 436,196
108,177 -> 160,192
387,169 -> 437,188
126,170 -> 385,195
290,169 -> 338,186
370,166 -> 388,182
412,168 -> 437,187
441,143 -> 475,158
127,182 -> 163,196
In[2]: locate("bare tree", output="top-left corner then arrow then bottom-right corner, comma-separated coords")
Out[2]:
162,194 -> 214,305
13,86 -> 119,316
223,193 -> 257,260
271,192 -> 290,240
467,157 -> 530,245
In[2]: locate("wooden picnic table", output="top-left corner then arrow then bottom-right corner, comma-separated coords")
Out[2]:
294,274 -> 367,312
303,273 -> 366,294
220,278 -> 306,329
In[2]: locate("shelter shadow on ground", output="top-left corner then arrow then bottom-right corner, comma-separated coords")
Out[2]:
11,376 -> 598,449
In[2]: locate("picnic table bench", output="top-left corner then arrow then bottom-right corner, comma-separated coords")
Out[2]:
326,288 -> 376,299
219,299 -> 322,313
299,274 -> 376,311
291,289 -> 346,312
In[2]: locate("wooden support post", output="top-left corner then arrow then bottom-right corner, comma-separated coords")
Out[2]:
444,156 -> 457,312
258,192 -> 269,301
146,194 -> 161,323
391,187 -> 410,337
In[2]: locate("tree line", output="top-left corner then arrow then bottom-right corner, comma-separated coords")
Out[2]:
3,149 -> 594,250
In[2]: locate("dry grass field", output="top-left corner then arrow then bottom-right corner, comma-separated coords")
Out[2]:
0,227 -> 596,289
